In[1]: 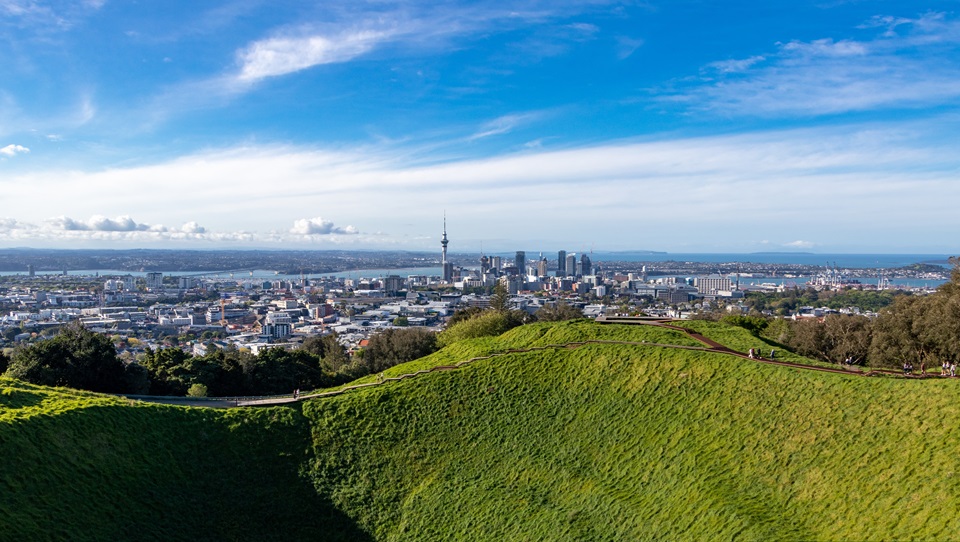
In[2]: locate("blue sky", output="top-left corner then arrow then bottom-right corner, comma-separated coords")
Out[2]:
2,1 -> 960,253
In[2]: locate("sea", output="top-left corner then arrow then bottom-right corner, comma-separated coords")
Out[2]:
1,253 -> 952,288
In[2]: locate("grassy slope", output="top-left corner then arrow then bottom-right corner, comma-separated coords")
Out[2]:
323,320 -> 704,391
0,378 -> 370,542
304,325 -> 960,541
5,321 -> 960,540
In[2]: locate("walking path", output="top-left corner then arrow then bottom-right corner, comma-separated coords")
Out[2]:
124,317 -> 931,408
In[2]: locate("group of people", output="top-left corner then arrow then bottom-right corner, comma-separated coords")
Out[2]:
747,348 -> 775,360
900,361 -> 958,377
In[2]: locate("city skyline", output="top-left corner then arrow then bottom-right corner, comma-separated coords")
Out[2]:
2,1 -> 960,253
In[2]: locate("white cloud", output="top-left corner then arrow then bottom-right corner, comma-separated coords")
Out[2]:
237,29 -> 392,82
48,215 -> 144,231
616,36 -> 644,60
0,144 -> 29,156
784,240 -> 815,249
290,217 -> 359,235
706,55 -> 765,74
2,117 -> 959,252
0,0 -> 104,30
780,38 -> 868,57
180,221 -> 206,234
668,13 -> 960,116
469,112 -> 542,140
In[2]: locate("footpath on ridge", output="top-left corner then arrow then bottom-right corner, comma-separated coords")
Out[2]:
124,317 -> 927,409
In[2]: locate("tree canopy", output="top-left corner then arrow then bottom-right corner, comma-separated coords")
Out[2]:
5,322 -> 130,393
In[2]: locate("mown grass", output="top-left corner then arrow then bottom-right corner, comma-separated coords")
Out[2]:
5,320 -> 960,540
303,326 -> 960,541
674,320 -> 848,369
320,320 -> 703,391
0,377 -> 371,541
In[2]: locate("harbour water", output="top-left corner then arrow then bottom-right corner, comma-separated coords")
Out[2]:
0,253 -> 952,288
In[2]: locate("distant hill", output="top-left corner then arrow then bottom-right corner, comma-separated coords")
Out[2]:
3,320 -> 959,540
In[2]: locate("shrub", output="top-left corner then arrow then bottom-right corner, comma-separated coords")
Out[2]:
438,310 -> 525,348
186,383 -> 208,397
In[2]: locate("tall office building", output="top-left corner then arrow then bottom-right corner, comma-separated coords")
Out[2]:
515,251 -> 526,275
566,253 -> 577,277
537,256 -> 548,277
580,253 -> 592,276
557,250 -> 566,277
146,272 -> 163,290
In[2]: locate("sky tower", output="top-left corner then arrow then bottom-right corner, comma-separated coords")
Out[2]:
441,214 -> 453,282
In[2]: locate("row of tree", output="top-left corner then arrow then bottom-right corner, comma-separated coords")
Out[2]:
2,322 -> 441,396
2,287 -> 585,396
729,259 -> 960,368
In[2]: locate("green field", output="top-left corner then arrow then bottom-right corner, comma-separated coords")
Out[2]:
3,321 -> 960,540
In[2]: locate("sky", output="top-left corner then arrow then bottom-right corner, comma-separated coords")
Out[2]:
2,0 -> 960,254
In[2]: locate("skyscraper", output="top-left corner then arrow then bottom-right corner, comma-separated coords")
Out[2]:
566,253 -> 577,277
580,253 -> 592,276
515,251 -> 526,275
557,250 -> 566,277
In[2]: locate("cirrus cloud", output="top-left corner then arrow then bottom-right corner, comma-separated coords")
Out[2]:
237,29 -> 392,82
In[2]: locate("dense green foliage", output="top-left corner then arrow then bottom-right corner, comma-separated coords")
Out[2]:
719,314 -> 768,335
5,322 -> 134,393
361,327 -> 438,373
437,309 -> 525,348
743,287 -> 904,315
729,259 -> 959,368
6,320 -> 960,540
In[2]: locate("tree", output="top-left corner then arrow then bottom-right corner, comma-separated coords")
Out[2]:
489,281 -> 510,313
6,322 -> 127,393
393,316 -> 409,327
870,295 -> 932,368
535,302 -> 583,322
362,328 -> 438,373
0,350 -> 8,374
720,314 -> 768,335
302,333 -> 349,372
447,306 -> 485,327
141,346 -> 192,395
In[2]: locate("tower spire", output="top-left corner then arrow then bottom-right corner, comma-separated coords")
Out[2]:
441,213 -> 452,282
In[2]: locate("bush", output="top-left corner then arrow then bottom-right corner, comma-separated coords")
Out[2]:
363,328 -> 438,373
438,310 -> 525,348
720,314 -> 769,335
186,383 -> 208,397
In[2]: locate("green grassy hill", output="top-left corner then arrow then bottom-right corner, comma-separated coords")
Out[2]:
4,320 -> 960,540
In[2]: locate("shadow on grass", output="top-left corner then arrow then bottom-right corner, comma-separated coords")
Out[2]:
0,403 -> 372,542
0,388 -> 46,409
